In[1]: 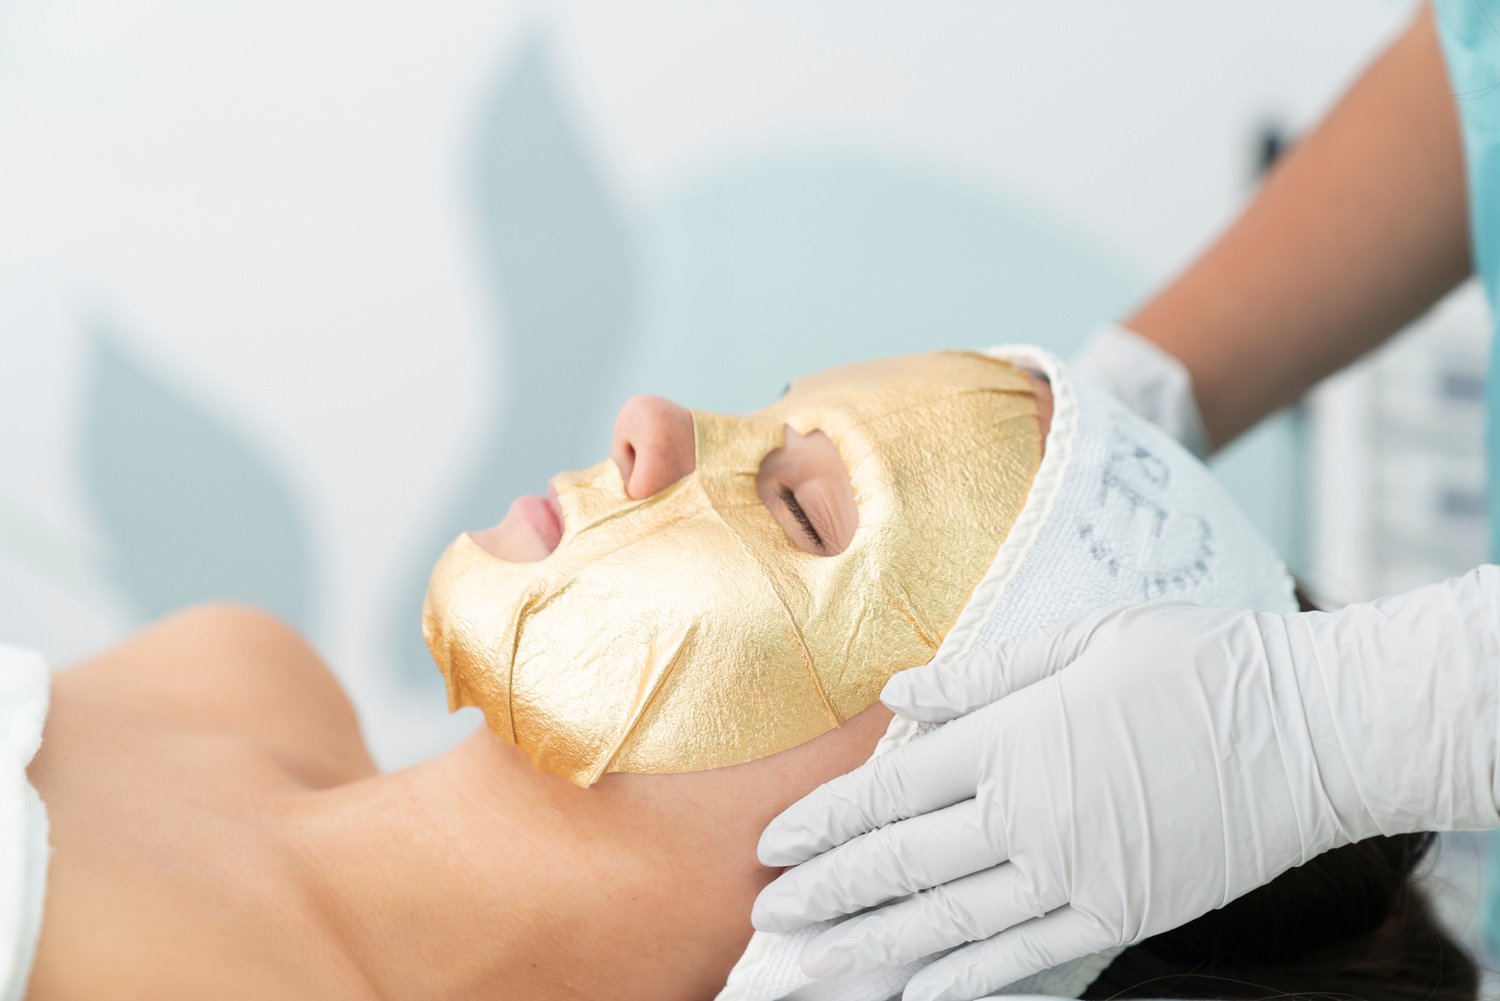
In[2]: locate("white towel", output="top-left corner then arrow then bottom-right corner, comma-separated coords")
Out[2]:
0,645 -> 50,1001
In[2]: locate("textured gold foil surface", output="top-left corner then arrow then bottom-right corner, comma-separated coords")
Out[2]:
422,352 -> 1041,786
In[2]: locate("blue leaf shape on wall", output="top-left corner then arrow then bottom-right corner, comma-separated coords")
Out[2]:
624,153 -> 1142,414
81,330 -> 313,629
389,32 -> 636,686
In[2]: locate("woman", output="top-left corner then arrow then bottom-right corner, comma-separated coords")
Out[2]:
12,350 -> 1475,1000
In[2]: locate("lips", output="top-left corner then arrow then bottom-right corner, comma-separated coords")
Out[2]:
517,485 -> 564,553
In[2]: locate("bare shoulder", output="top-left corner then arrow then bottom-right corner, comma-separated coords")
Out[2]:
22,605 -> 382,1001
60,603 -> 377,784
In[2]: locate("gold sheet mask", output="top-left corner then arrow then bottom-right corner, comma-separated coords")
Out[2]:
422,351 -> 1041,786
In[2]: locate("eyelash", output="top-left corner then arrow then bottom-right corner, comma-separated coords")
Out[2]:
777,486 -> 826,552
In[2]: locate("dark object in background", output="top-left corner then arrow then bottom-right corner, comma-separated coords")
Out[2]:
1257,121 -> 1292,178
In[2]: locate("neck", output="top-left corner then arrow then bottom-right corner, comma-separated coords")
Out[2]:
289,727 -> 777,1001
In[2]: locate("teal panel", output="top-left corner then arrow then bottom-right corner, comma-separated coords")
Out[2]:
1206,410 -> 1308,576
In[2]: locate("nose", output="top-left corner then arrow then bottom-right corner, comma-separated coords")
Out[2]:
611,395 -> 696,499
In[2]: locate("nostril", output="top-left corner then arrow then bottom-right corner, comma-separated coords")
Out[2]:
610,394 -> 695,499
614,442 -> 637,494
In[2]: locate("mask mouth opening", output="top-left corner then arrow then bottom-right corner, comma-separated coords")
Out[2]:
754,426 -> 858,556
465,484 -> 567,563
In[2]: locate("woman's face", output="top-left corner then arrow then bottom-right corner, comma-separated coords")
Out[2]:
470,397 -> 861,564
470,371 -> 1053,564
423,352 -> 1048,785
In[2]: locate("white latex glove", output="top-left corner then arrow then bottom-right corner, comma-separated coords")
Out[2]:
752,567 -> 1500,1001
1070,323 -> 1211,458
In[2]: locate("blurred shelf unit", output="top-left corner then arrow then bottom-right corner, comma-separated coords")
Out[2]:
1308,281 -> 1491,603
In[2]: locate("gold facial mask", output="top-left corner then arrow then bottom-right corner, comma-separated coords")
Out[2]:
422,351 -> 1041,786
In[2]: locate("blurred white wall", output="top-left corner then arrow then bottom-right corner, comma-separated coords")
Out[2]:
0,0 -> 1419,767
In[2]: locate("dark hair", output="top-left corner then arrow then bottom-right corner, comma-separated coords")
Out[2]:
1083,586 -> 1478,1000
1081,831 -> 1477,1000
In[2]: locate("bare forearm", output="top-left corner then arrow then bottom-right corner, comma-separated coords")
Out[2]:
1127,6 -> 1470,449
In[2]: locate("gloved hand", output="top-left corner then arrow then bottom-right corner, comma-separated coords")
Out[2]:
1070,323 -> 1211,458
752,567 -> 1500,1001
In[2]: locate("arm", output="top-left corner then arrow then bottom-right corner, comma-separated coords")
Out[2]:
1128,4 -> 1470,449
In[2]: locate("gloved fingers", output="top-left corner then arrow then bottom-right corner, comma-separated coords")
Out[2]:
753,798 -> 998,932
798,863 -> 1052,980
902,906 -> 1106,1001
758,722 -> 980,867
881,607 -> 1120,723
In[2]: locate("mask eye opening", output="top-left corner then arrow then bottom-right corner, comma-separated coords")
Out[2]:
755,426 -> 856,557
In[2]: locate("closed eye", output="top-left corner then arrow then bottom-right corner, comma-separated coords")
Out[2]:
777,486 -> 826,553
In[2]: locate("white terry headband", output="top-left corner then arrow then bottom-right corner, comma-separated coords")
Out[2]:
720,346 -> 1297,1001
